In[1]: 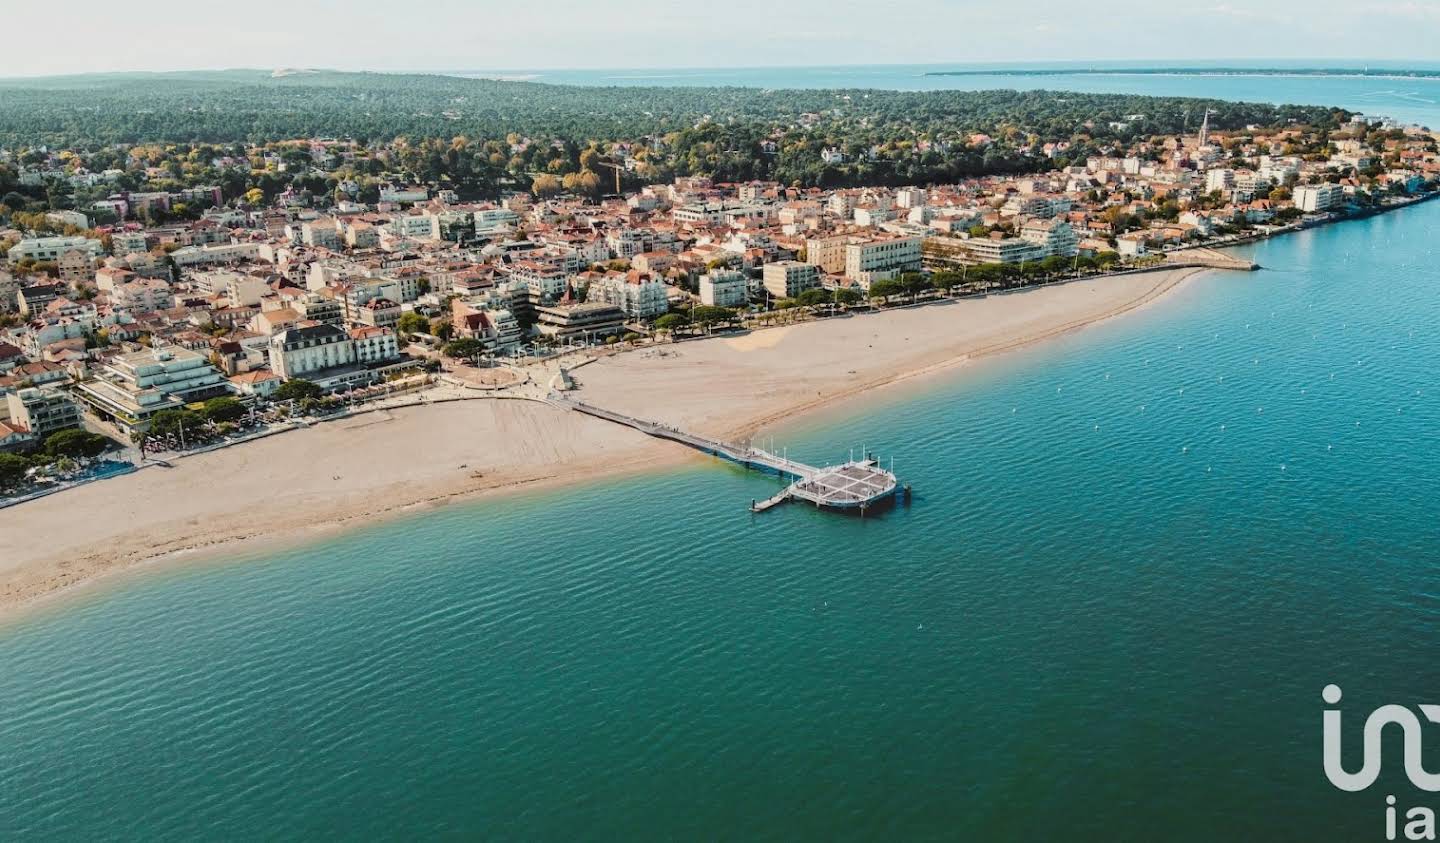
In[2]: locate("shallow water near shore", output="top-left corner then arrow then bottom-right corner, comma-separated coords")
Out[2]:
2,194 -> 1438,838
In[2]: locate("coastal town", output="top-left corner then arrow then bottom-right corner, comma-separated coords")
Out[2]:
1,107 -> 1437,503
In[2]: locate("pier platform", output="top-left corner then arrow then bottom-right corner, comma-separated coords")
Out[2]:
551,394 -> 903,513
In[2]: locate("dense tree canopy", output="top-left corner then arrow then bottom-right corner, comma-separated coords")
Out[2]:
0,70 -> 1350,199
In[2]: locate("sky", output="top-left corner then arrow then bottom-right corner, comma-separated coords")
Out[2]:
3,0 -> 1438,78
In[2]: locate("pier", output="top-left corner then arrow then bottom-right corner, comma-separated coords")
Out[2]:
551,395 -> 904,513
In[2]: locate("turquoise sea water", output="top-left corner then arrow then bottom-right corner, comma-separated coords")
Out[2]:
3,74 -> 1440,840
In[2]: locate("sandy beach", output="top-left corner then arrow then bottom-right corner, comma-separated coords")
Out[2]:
0,267 -> 1203,615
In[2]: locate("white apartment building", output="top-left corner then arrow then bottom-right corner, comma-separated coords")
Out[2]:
170,242 -> 264,267
109,231 -> 149,255
895,187 -> 927,209
269,323 -> 411,392
700,270 -> 749,308
111,279 -> 175,312
348,325 -> 401,365
46,210 -> 90,229
964,237 -> 1046,265
379,186 -> 429,204
588,274 -> 669,320
843,236 -> 922,286
1019,219 -> 1079,258
672,203 -> 729,226
270,323 -> 356,379
1205,169 -> 1236,192
474,207 -> 520,233
7,236 -> 105,265
1295,183 -> 1346,213
762,261 -> 820,299
74,346 -> 233,431
344,221 -> 380,249
5,387 -> 81,440
301,218 -> 342,249
389,213 -> 434,239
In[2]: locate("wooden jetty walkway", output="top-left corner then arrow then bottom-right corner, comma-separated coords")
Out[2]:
550,394 -> 904,513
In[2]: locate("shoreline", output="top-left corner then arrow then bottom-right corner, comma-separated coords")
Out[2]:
0,265 -> 1206,622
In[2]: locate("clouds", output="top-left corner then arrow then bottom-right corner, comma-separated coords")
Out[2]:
0,0 -> 1435,77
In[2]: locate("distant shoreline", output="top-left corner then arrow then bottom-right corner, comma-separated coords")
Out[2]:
924,67 -> 1440,81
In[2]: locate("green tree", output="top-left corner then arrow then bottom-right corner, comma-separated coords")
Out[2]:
43,429 -> 110,459
397,311 -> 431,336
201,396 -> 245,423
795,288 -> 833,308
690,305 -> 735,326
0,453 -> 31,490
274,379 -> 323,402
148,409 -> 207,442
868,279 -> 904,300
653,313 -> 689,334
443,338 -> 486,360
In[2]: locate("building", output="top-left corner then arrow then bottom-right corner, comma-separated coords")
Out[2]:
451,298 -> 523,355
1205,169 -> 1236,192
46,209 -> 90,229
56,249 -> 95,285
1294,183 -> 1346,213
7,236 -> 105,265
109,231 -> 149,255
587,274 -> 669,320
804,235 -> 850,274
356,298 -> 401,329
762,261 -> 820,299
348,325 -> 401,366
532,301 -> 626,342
16,282 -> 66,316
111,279 -> 175,312
843,236 -> 922,286
700,270 -> 749,308
301,218 -> 342,249
1019,219 -> 1080,258
510,262 -> 571,303
0,272 -> 21,313
1115,232 -> 1149,257
962,236 -> 1046,266
344,221 -> 379,249
268,323 -> 405,391
170,242 -> 263,267
73,346 -> 233,431
269,323 -> 356,380
5,387 -> 81,440
294,293 -> 345,326
379,186 -> 429,204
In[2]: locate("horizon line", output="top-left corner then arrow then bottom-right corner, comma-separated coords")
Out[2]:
3,57 -> 1440,83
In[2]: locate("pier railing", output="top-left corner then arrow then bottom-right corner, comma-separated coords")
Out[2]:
549,395 -> 815,479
